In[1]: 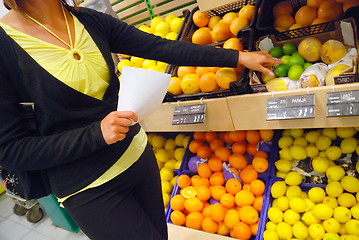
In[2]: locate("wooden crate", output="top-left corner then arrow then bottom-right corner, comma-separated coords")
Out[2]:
149,0 -> 197,18
111,0 -> 152,26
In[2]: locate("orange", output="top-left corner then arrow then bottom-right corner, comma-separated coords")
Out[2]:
259,129 -> 274,142
229,16 -> 250,37
318,0 -> 343,21
210,203 -> 226,222
181,186 -> 197,198
181,74 -> 200,94
167,77 -> 182,95
197,162 -> 213,179
195,67 -> 210,77
192,10 -> 209,28
185,212 -> 204,230
196,145 -> 212,159
307,0 -> 326,8
194,131 -> 206,141
239,205 -> 259,225
216,67 -> 238,89
196,185 -> 211,202
229,153 -> 248,170
217,222 -> 230,236
233,222 -> 252,240
215,146 -> 231,161
177,174 -> 191,189
223,38 -> 244,51
224,209 -> 240,229
252,156 -> 269,173
222,131 -> 235,144
222,12 -> 239,25
225,178 -> 242,195
230,167 -> 240,177
205,131 -> 218,143
212,22 -> 232,42
235,190 -> 255,207
210,185 -> 227,201
207,157 -> 223,172
209,172 -> 225,186
202,216 -> 219,233
170,210 -> 186,226
289,23 -> 305,30
190,174 -> 201,186
209,138 -> 224,152
253,195 -> 264,212
192,177 -> 210,188
220,193 -> 235,208
177,66 -> 196,79
232,141 -> 247,155
238,5 -> 256,21
295,5 -> 317,26
246,130 -> 261,144
170,194 -> 186,211
311,18 -> 330,25
274,15 -> 295,30
249,179 -> 265,196
208,15 -> 222,30
229,130 -> 246,142
202,204 -> 212,218
254,150 -> 268,159
246,143 -> 258,156
209,66 -> 221,73
184,197 -> 203,213
250,222 -> 259,236
188,139 -> 204,153
239,166 -> 258,184
199,72 -> 220,92
192,28 -> 213,45
242,183 -> 251,191
273,1 -> 293,17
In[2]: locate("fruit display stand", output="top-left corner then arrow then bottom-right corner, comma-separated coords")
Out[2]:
111,0 -> 152,26
149,0 -> 198,19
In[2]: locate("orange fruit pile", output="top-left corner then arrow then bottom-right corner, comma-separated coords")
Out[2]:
169,130 -> 274,239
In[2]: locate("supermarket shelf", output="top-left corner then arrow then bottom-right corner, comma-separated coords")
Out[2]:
168,224 -> 233,240
140,83 -> 359,132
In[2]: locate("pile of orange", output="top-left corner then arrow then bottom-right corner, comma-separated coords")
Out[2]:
272,0 -> 356,32
169,130 -> 274,239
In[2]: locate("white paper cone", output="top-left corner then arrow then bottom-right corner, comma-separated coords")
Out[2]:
117,66 -> 171,122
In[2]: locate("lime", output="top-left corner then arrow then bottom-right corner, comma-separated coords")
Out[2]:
281,55 -> 291,65
334,206 -> 352,223
323,196 -> 339,209
293,137 -> 308,147
285,171 -> 303,186
277,196 -> 290,211
302,211 -> 320,225
283,209 -> 300,225
308,187 -> 326,203
308,223 -> 325,239
322,128 -> 337,140
263,229 -> 279,240
290,145 -> 307,160
279,148 -> 294,160
338,193 -> 357,208
313,203 -> 334,220
282,43 -> 297,55
292,221 -> 309,239
275,159 -> 292,173
323,218 -> 341,233
341,176 -> 359,193
269,46 -> 283,58
336,127 -> 356,138
271,180 -> 287,198
325,146 -> 342,161
289,54 -> 305,66
326,166 -> 345,181
303,62 -> 313,69
351,203 -> 359,220
345,219 -> 359,235
286,185 -> 302,199
274,64 -> 290,77
340,137 -> 358,154
268,207 -> 284,224
312,157 -> 330,174
316,135 -> 332,151
289,197 -> 307,213
305,131 -> 321,143
288,64 -> 304,80
306,144 -> 319,158
278,136 -> 294,149
276,222 -> 293,239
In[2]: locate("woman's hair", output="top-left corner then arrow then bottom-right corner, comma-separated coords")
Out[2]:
3,0 -> 79,10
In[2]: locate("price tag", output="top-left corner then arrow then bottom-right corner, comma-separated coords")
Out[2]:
327,90 -> 359,117
266,94 -> 315,120
172,104 -> 206,125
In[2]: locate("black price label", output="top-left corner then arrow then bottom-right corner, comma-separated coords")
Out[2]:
266,94 -> 315,120
172,104 -> 206,125
327,90 -> 359,117
334,74 -> 356,84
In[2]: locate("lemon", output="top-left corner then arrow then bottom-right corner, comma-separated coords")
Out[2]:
271,180 -> 287,198
159,167 -> 174,182
357,145 -> 359,156
351,204 -> 359,220
293,221 -> 308,239
161,180 -> 173,194
169,17 -> 183,33
155,22 -> 170,36
283,209 -> 300,225
306,144 -> 319,158
164,159 -> 177,170
279,136 -> 294,149
301,191 -> 308,199
279,148 -> 294,160
322,128 -> 337,140
308,187 -> 326,203
290,129 -> 304,138
266,221 -> 277,231
316,135 -> 332,151
117,59 -> 132,73
337,127 -> 356,139
268,207 -> 284,224
338,193 -> 357,208
293,136 -> 308,147
162,192 -> 170,207
302,211 -> 320,225
323,232 -> 340,240
272,199 -> 278,208
150,16 -> 165,31
308,223 -> 325,239
319,151 -> 327,158
340,137 -> 358,154
174,148 -> 185,162
306,130 -> 322,143
167,149 -> 175,159
276,222 -> 293,239
182,136 -> 190,148
323,218 -> 341,233
325,146 -> 343,161
326,166 -> 345,181
323,196 -> 339,209
138,24 -> 153,34
290,145 -> 307,160
275,159 -> 292,173
174,133 -> 186,147
304,198 -> 316,211
289,197 -> 307,213
357,161 -> 359,173
276,171 -> 288,179
334,206 -> 352,223
345,219 -> 359,235
155,148 -> 170,163
282,129 -> 291,136
170,175 -> 177,186
174,160 -> 181,169
339,223 -> 348,235
263,229 -> 279,240
285,171 -> 303,186
277,196 -> 290,211
313,203 -> 334,220
341,176 -> 359,193
130,56 -> 145,68
152,135 -> 166,148
312,157 -> 330,174
326,181 -> 343,198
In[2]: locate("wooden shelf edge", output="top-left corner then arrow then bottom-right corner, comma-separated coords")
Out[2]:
167,223 -> 233,240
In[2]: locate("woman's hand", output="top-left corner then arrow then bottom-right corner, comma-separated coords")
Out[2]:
238,51 -> 282,76
100,111 -> 138,145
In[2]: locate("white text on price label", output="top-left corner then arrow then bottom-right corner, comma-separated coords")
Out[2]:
172,104 -> 206,125
327,90 -> 359,117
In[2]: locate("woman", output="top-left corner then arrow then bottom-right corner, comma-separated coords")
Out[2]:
0,0 -> 279,239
